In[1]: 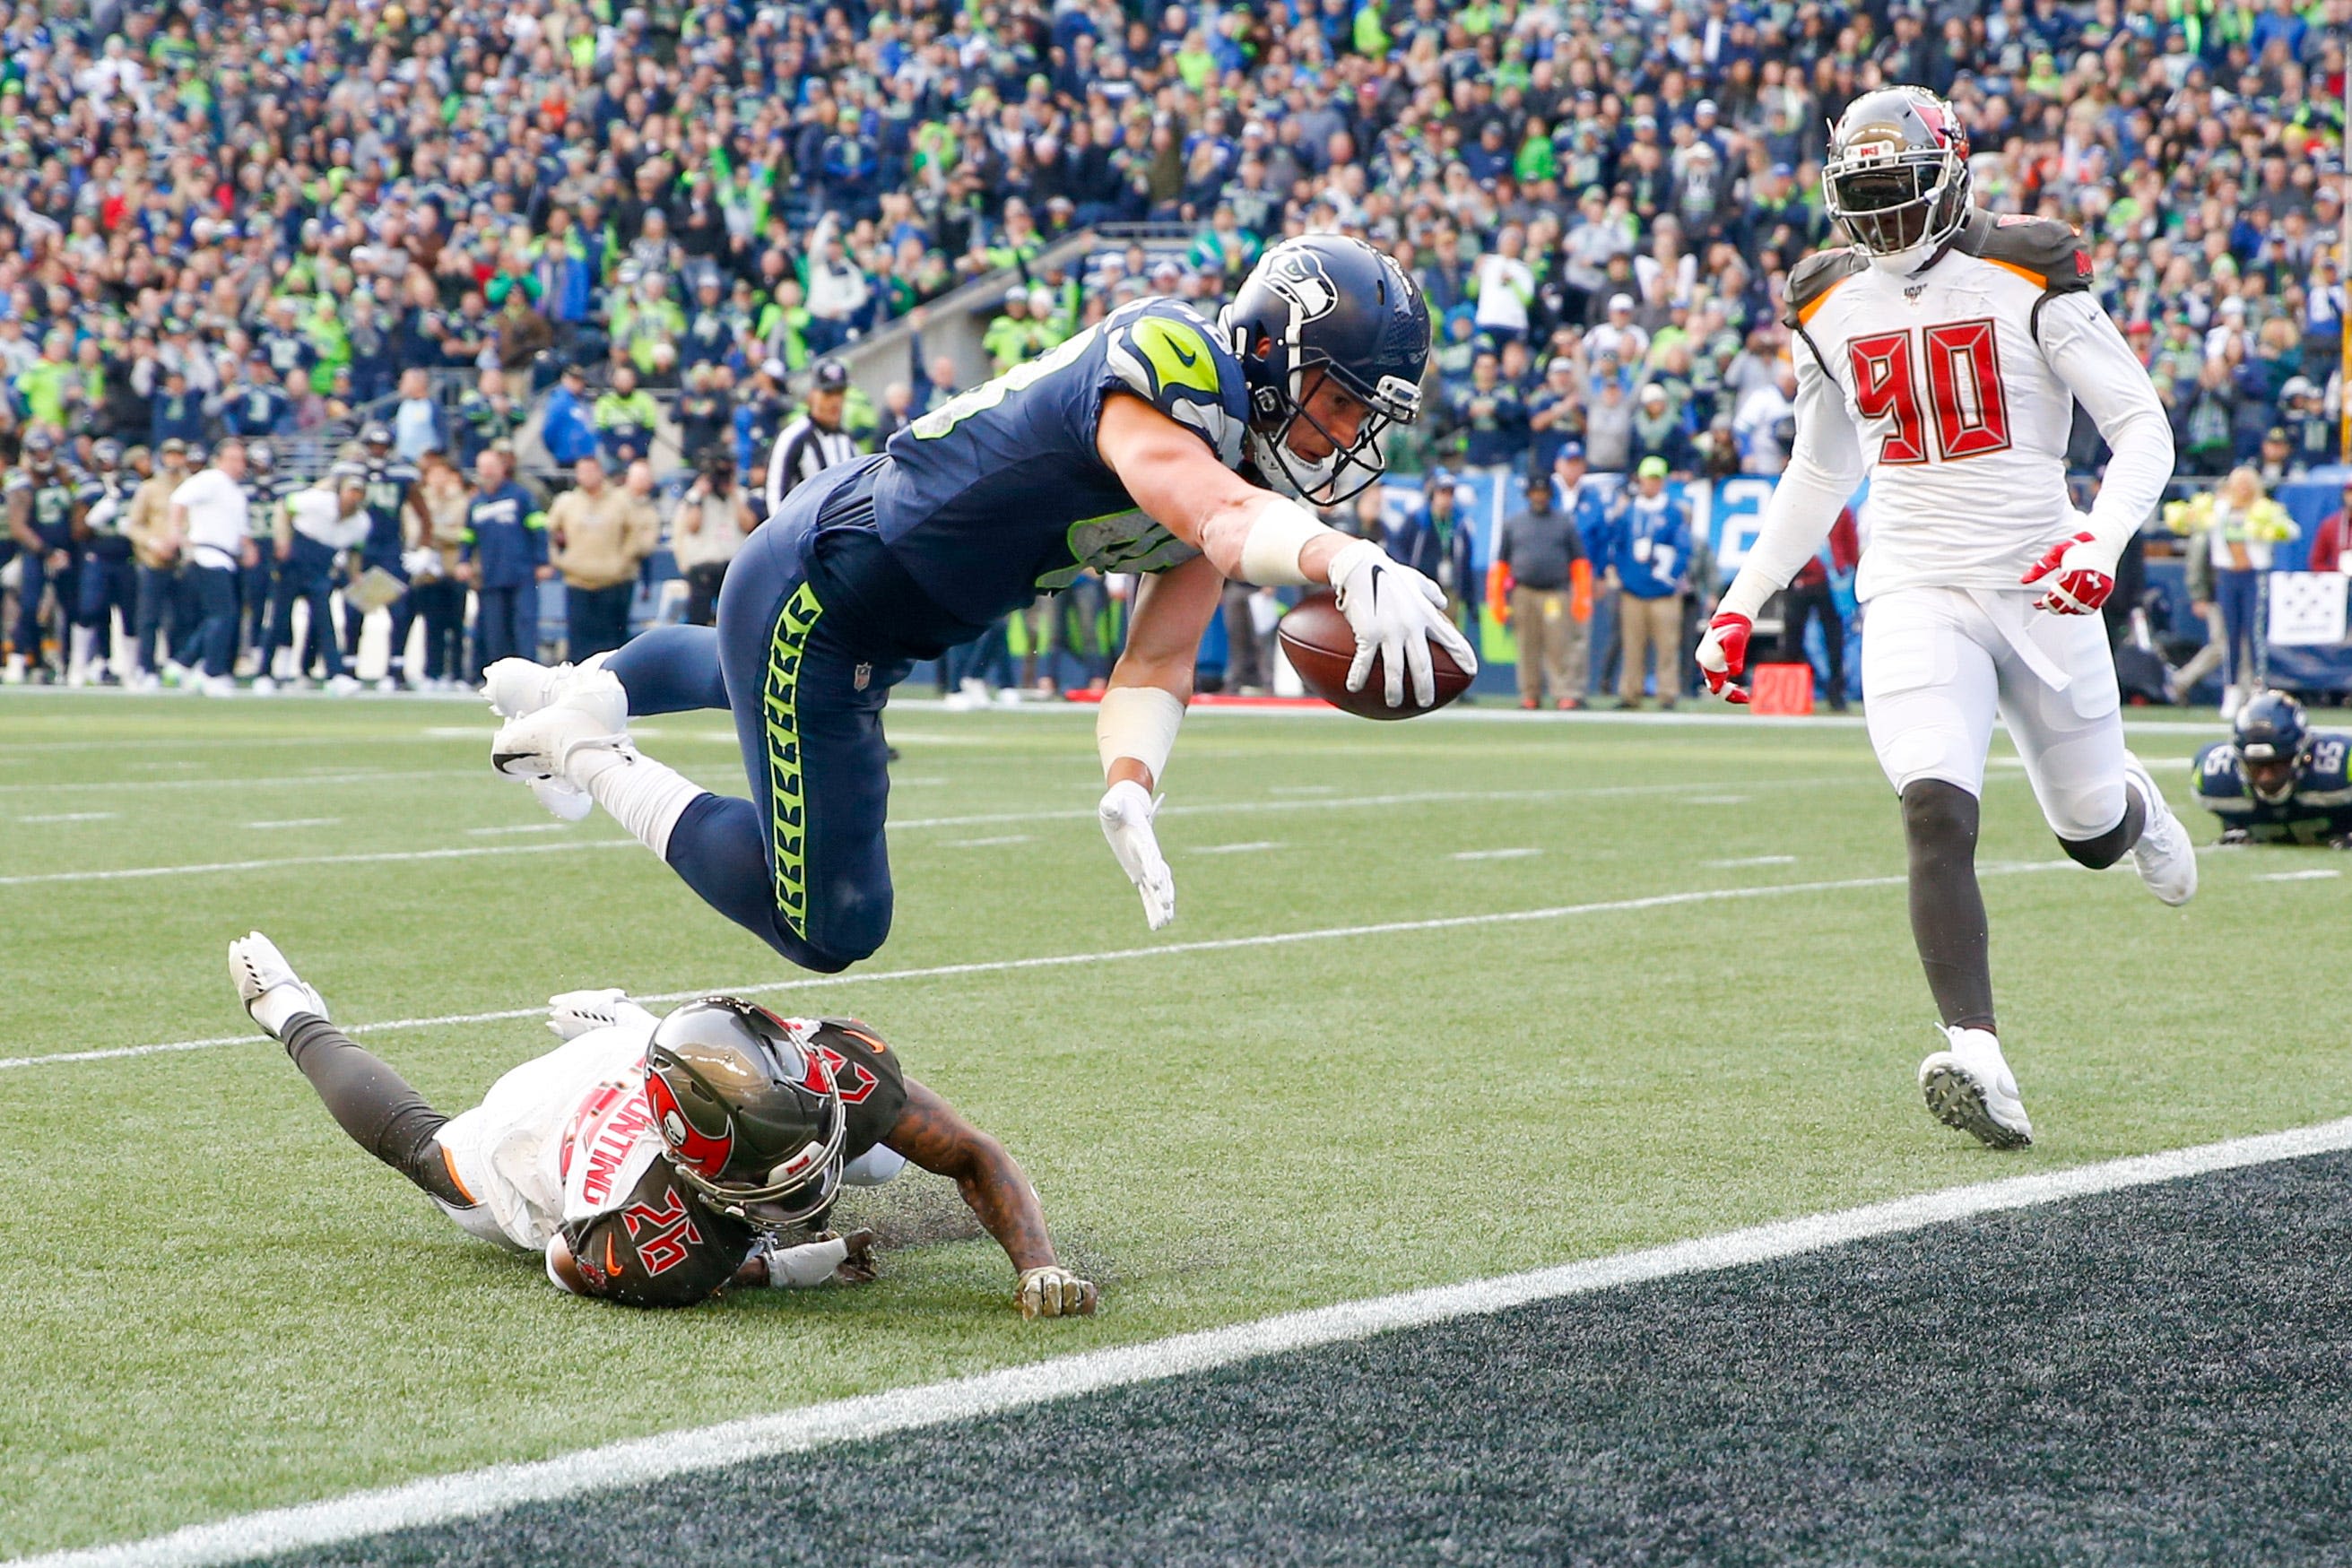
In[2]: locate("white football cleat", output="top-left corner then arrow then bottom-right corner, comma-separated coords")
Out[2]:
2120,750 -> 2196,906
483,653 -> 614,720
229,931 -> 328,1038
1919,1026 -> 2033,1148
491,677 -> 632,821
326,673 -> 363,696
202,675 -> 237,698
249,675 -> 278,695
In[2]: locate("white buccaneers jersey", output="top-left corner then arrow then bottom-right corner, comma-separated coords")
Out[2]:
1775,211 -> 2172,602
432,1020 -> 665,1254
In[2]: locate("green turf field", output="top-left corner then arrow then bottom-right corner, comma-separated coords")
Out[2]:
0,692 -> 2339,1559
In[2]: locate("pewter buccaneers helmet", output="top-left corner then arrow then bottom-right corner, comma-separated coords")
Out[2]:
641,997 -> 845,1230
1823,87 -> 1974,274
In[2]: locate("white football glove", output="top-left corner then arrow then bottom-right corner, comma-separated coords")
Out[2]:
1325,538 -> 1479,708
1017,1264 -> 1098,1319
545,987 -> 658,1040
1098,779 -> 1176,931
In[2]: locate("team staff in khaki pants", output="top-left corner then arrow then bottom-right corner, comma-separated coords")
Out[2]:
1603,456 -> 1693,710
547,456 -> 663,661
1491,460 -> 1591,708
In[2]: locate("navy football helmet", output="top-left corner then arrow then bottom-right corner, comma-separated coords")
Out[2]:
642,997 -> 845,1232
1219,235 -> 1430,505
2233,689 -> 2311,803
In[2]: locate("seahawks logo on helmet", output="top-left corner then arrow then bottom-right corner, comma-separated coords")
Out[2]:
1263,250 -> 1340,325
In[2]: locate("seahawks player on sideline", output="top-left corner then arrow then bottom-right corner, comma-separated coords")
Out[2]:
481,235 -> 1471,974
2191,691 -> 2352,847
5,430 -> 82,684
69,440 -> 135,687
227,931 -> 1097,1315
1690,86 -> 2195,1149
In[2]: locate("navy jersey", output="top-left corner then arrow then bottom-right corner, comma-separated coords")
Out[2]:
2191,735 -> 2352,845
872,297 -> 1249,626
362,458 -> 419,561
22,471 -> 81,548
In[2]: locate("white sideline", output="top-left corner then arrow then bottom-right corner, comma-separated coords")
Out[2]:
0,780 -> 1853,889
19,1113 -> 2352,1568
0,862 -> 2069,1071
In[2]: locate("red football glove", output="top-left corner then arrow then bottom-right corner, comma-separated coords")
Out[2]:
1694,611 -> 1753,705
2019,531 -> 2116,615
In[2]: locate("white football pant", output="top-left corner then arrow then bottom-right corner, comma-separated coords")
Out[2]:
1862,585 -> 2128,841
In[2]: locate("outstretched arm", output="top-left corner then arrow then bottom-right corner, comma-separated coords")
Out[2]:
1093,553 -> 1224,932
884,1079 -> 1096,1317
1097,393 -> 1474,708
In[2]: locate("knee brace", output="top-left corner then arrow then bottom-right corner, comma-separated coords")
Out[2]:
2058,787 -> 2147,871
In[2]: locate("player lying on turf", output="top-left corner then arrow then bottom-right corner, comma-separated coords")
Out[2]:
1691,86 -> 2198,1149
228,931 -> 1095,1315
482,235 -> 1473,974
2191,690 -> 2352,847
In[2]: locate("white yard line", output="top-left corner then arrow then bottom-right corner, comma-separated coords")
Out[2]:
1191,841 -> 1283,855
243,819 -> 342,830
0,863 -> 2070,1071
464,823 -> 571,836
1705,854 -> 1799,868
22,1112 -> 2351,1568
1449,847 -> 1542,862
0,768 -> 482,796
942,835 -> 1033,848
0,781 -> 1853,889
2254,869 -> 2343,882
15,811 -> 118,824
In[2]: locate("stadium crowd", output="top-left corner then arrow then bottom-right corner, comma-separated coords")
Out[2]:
0,0 -> 2344,693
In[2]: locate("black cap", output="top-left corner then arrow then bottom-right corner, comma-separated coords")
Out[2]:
811,360 -> 849,392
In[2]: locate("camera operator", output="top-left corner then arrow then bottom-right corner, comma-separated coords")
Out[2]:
672,451 -> 755,627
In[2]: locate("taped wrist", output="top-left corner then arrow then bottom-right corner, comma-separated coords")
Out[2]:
763,1234 -> 850,1288
1096,685 -> 1185,784
1236,494 -> 1331,587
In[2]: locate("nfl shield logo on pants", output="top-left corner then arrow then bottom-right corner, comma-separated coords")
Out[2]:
853,663 -> 872,691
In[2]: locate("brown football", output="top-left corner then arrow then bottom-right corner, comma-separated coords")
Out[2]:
1275,591 -> 1472,721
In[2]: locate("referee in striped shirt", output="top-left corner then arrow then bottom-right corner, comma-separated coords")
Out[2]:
764,360 -> 862,516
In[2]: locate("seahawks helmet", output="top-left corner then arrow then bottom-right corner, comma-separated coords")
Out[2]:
641,997 -> 844,1232
1823,87 -> 1973,274
246,439 -> 273,472
2233,690 -> 2312,804
1219,235 -> 1430,506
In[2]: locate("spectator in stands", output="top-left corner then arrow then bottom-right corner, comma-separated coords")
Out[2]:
1734,361 -> 1800,476
593,367 -> 661,472
673,455 -> 757,628
1390,471 -> 1478,639
1453,349 -> 1529,476
1584,378 -> 1635,475
1630,384 -> 1694,477
392,370 -> 440,465
541,365 -> 602,472
1607,457 -> 1691,711
548,455 -> 661,663
456,371 -> 526,469
458,449 -> 548,679
984,290 -> 1040,376
1525,358 -> 1584,481
1495,463 -> 1589,711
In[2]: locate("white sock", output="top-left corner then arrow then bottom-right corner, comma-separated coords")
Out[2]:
249,983 -> 321,1039
573,749 -> 707,861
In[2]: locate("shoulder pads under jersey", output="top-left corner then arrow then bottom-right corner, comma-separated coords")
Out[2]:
1957,211 -> 2093,293
1784,247 -> 1869,328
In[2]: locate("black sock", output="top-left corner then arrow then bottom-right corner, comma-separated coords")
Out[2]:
1901,780 -> 1995,1034
282,1014 -> 473,1208
2059,785 -> 2148,870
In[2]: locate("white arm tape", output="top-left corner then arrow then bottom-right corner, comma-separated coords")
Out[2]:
763,1234 -> 850,1289
1096,684 -> 1186,784
1235,492 -> 1332,587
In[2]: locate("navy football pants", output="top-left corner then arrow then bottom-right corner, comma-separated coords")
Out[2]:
605,504 -> 904,974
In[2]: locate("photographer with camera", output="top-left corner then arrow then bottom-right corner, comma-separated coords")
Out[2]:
673,450 -> 757,627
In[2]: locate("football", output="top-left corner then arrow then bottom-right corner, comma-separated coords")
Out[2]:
1275,591 -> 1473,721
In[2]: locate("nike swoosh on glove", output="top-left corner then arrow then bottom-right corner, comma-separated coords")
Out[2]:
1694,611 -> 1754,704
2020,530 -> 2118,615
1098,778 -> 1176,930
1326,538 -> 1479,707
1017,1264 -> 1098,1319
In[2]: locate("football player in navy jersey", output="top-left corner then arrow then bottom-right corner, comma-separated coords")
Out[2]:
2191,691 -> 2352,847
483,236 -> 1474,975
351,423 -> 424,690
229,931 -> 1095,1315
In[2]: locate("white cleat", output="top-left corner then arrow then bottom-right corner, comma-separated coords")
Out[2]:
326,673 -> 363,696
490,680 -> 632,821
2121,750 -> 2196,906
249,675 -> 278,695
229,930 -> 328,1036
482,653 -> 614,721
1919,1026 -> 2034,1148
202,675 -> 238,698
